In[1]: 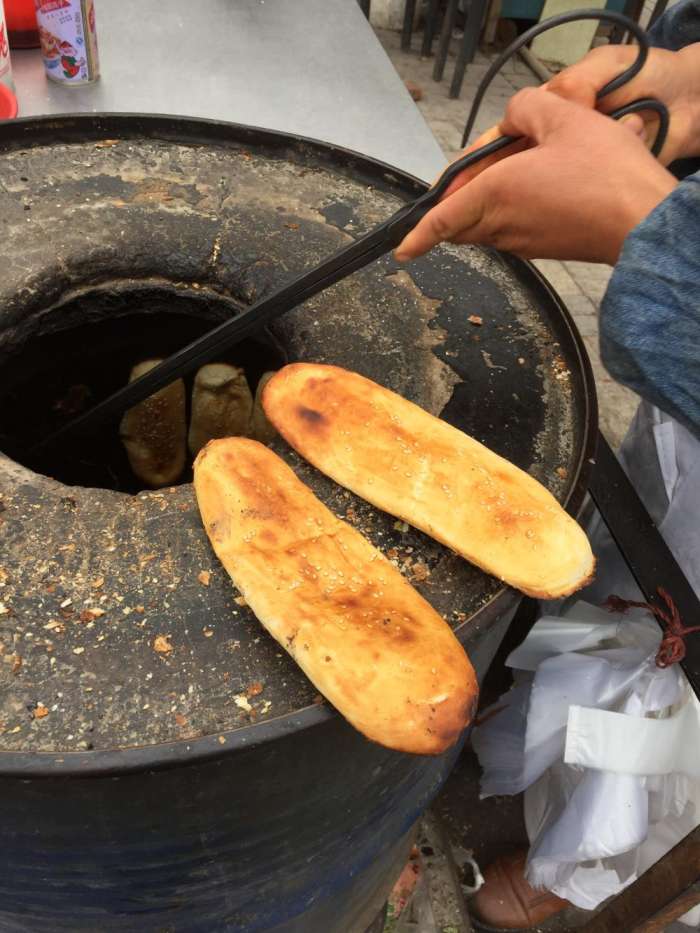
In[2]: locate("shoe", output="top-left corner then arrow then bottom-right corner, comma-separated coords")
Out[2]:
470,849 -> 570,931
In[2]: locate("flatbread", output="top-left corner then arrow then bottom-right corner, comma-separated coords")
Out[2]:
194,437 -> 477,755
263,363 -> 594,598
188,363 -> 253,457
119,359 -> 186,488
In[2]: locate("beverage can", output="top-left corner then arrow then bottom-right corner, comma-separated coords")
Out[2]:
6,0 -> 41,50
0,2 -> 15,91
35,0 -> 99,85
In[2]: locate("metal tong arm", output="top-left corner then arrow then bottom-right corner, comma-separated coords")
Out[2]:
32,43 -> 669,453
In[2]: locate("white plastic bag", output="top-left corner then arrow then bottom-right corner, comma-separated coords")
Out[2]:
471,602 -> 700,926
473,399 -> 700,927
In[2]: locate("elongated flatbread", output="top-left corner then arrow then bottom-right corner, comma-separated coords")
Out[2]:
194,438 -> 477,755
263,364 -> 594,599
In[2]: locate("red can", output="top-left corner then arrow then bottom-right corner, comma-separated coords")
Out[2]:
0,80 -> 17,117
34,0 -> 99,85
5,0 -> 40,48
0,2 -> 14,91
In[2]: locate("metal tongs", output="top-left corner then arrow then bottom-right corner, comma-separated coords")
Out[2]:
34,8 -> 668,454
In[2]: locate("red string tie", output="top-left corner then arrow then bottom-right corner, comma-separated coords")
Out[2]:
604,587 -> 700,668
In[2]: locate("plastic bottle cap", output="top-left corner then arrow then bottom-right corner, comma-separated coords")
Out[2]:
0,84 -> 18,120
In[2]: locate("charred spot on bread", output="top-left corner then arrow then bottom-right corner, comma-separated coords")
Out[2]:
297,405 -> 325,426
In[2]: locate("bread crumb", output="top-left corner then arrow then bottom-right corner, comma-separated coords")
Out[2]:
410,562 -> 431,583
78,608 -> 105,623
33,704 -> 49,719
234,694 -> 253,712
153,635 -> 173,654
198,570 -> 211,587
468,314 -> 483,326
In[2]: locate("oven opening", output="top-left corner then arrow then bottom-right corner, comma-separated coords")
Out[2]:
0,284 -> 286,492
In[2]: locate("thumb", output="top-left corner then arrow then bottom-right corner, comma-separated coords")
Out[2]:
500,86 -> 585,142
437,127 -> 527,202
395,172 -> 490,260
618,112 -> 646,139
436,124 -> 503,199
545,72 -> 598,109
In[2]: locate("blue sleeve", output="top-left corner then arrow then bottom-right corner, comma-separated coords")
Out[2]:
600,172 -> 700,440
648,0 -> 700,49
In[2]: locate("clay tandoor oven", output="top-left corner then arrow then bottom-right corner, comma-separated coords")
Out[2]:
0,116 -> 597,932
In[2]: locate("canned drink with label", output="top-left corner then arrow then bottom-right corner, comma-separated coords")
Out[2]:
35,0 -> 99,85
0,2 -> 15,91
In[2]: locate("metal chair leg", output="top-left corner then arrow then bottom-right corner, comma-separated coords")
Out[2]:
648,0 -> 670,29
402,0 -> 417,50
433,0 -> 459,81
449,0 -> 490,97
609,0 -> 645,42
421,0 -> 441,57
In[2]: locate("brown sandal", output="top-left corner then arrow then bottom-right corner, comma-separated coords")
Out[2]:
469,850 -> 571,932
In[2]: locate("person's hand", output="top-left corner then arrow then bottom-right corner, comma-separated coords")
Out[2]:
395,88 -> 677,265
547,42 -> 700,164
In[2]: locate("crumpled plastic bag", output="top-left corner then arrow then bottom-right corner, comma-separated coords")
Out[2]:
471,601 -> 700,927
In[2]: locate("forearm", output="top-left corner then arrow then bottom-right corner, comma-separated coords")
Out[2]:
649,0 -> 700,50
600,172 -> 700,438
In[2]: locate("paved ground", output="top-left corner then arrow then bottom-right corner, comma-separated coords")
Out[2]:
375,27 -> 639,447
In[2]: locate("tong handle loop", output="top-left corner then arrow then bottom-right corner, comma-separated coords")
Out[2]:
389,93 -> 669,245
